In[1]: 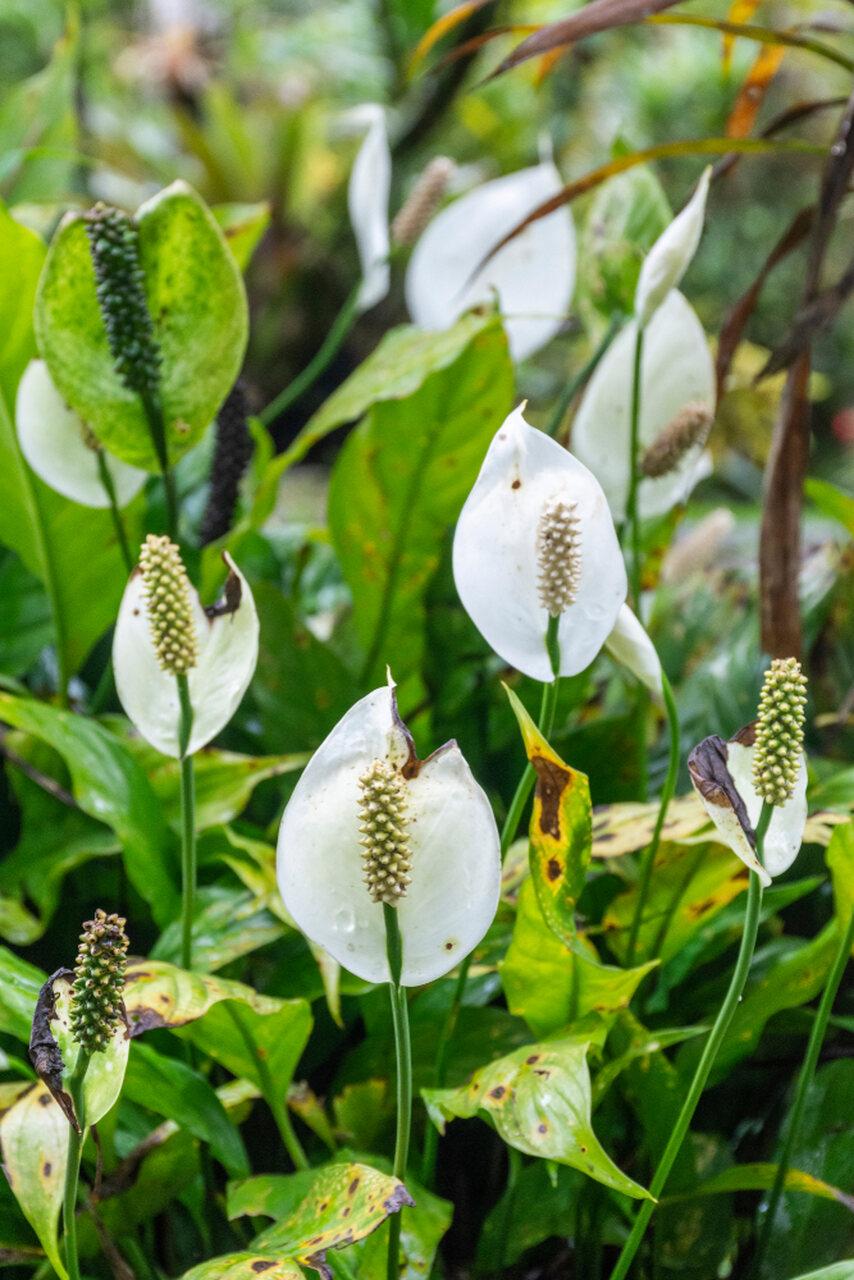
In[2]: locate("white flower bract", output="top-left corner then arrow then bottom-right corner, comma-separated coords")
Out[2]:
453,404 -> 627,682
113,553 -> 259,757
634,166 -> 710,328
405,162 -> 576,363
276,682 -> 501,986
571,291 -> 715,522
16,360 -> 146,508
346,105 -> 391,313
604,605 -> 663,700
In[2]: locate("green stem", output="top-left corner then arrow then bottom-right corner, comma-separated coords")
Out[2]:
624,324 -> 645,612
177,675 -> 196,971
625,670 -> 680,966
225,1003 -> 309,1171
420,619 -> 561,1187
259,285 -> 361,428
545,314 -> 622,439
62,1053 -> 90,1280
95,449 -> 134,574
140,390 -> 178,541
608,803 -> 772,1280
751,902 -> 854,1275
383,903 -> 412,1280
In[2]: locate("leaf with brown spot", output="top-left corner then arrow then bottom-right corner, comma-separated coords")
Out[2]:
179,1254 -> 304,1280
253,1162 -> 413,1275
423,1032 -> 650,1199
0,1082 -> 69,1278
505,686 -> 591,945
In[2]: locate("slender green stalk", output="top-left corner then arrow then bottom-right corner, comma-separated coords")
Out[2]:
545,314 -> 622,439
95,449 -> 133,574
177,674 -> 196,971
751,903 -> 854,1275
225,1003 -> 309,1171
140,390 -> 178,541
62,1053 -> 90,1280
421,619 -> 561,1186
383,903 -> 412,1280
608,803 -> 773,1280
624,325 -> 645,611
625,670 -> 680,966
260,284 -> 361,428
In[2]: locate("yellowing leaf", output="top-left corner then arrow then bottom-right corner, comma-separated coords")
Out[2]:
182,1255 -> 303,1280
505,686 -> 591,945
0,1083 -> 69,1279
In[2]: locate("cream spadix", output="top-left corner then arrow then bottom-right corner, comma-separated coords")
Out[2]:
346,104 -> 392,313
16,360 -> 146,509
406,162 -> 576,363
113,548 -> 258,758
276,681 -> 501,986
571,290 -> 715,522
453,405 -> 626,682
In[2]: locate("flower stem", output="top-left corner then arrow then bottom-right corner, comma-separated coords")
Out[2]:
177,674 -> 196,971
141,390 -> 178,541
259,283 -> 361,428
420,619 -> 561,1187
608,802 -> 772,1280
62,1052 -> 90,1280
224,1003 -> 309,1171
624,324 -> 645,612
545,314 -> 622,439
383,902 -> 412,1280
625,670 -> 680,966
751,899 -> 854,1275
95,449 -> 134,574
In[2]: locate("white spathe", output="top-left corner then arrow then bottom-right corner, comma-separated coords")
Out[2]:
405,162 -> 576,362
347,105 -> 391,313
16,360 -> 147,508
571,290 -> 715,522
276,682 -> 501,986
113,553 -> 259,758
635,166 -> 710,328
689,731 -> 807,887
453,404 -> 627,683
604,605 -> 663,700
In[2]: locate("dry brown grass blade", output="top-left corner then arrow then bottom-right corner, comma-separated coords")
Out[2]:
647,15 -> 854,72
723,0 -> 762,68
408,0 -> 495,74
726,44 -> 787,138
487,0 -> 684,76
715,206 -> 815,402
760,260 -> 854,380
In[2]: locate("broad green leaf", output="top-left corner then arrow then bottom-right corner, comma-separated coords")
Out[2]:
0,553 -> 52,677
501,878 -> 656,1036
663,1161 -> 854,1210
0,202 -> 45,403
505,686 -> 592,944
0,18 -> 76,205
212,201 -> 271,272
678,922 -> 840,1080
826,819 -> 854,939
805,477 -> 854,537
0,1083 -> 68,1279
0,945 -> 46,1040
123,959 -> 286,1033
786,1266 -> 854,1280
124,1042 -> 249,1178
35,181 -> 248,469
476,1161 -> 582,1271
152,884 -> 285,970
254,1162 -> 413,1264
329,315 -> 513,684
423,1031 -> 651,1199
0,694 -> 176,923
258,310 -> 508,498
0,893 -> 42,945
761,1062 -> 854,1278
182,1257 -> 303,1280
603,840 -> 747,965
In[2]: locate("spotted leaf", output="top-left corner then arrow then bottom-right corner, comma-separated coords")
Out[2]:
181,1255 -> 304,1280
0,1082 -> 69,1278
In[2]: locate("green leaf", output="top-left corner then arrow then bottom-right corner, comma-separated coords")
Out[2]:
212,201 -> 271,272
0,553 -> 52,677
151,884 -> 285,970
35,181 -> 248,470
124,1042 -> 249,1178
663,1161 -> 854,1210
181,1257 -> 303,1280
504,686 -> 592,944
123,959 -> 291,1032
423,1031 -> 651,1199
826,819 -> 854,935
0,945 -> 46,1040
0,17 -> 77,204
805,477 -> 854,537
785,1266 -> 854,1280
0,202 -> 45,403
0,1083 -> 69,1279
328,314 -> 513,684
0,694 -> 176,923
253,1162 -> 413,1265
501,878 -> 656,1036
476,1161 -> 581,1271
578,160 -> 671,322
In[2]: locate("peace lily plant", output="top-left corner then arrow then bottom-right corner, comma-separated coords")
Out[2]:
114,535 -> 259,967
277,676 -> 501,1278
